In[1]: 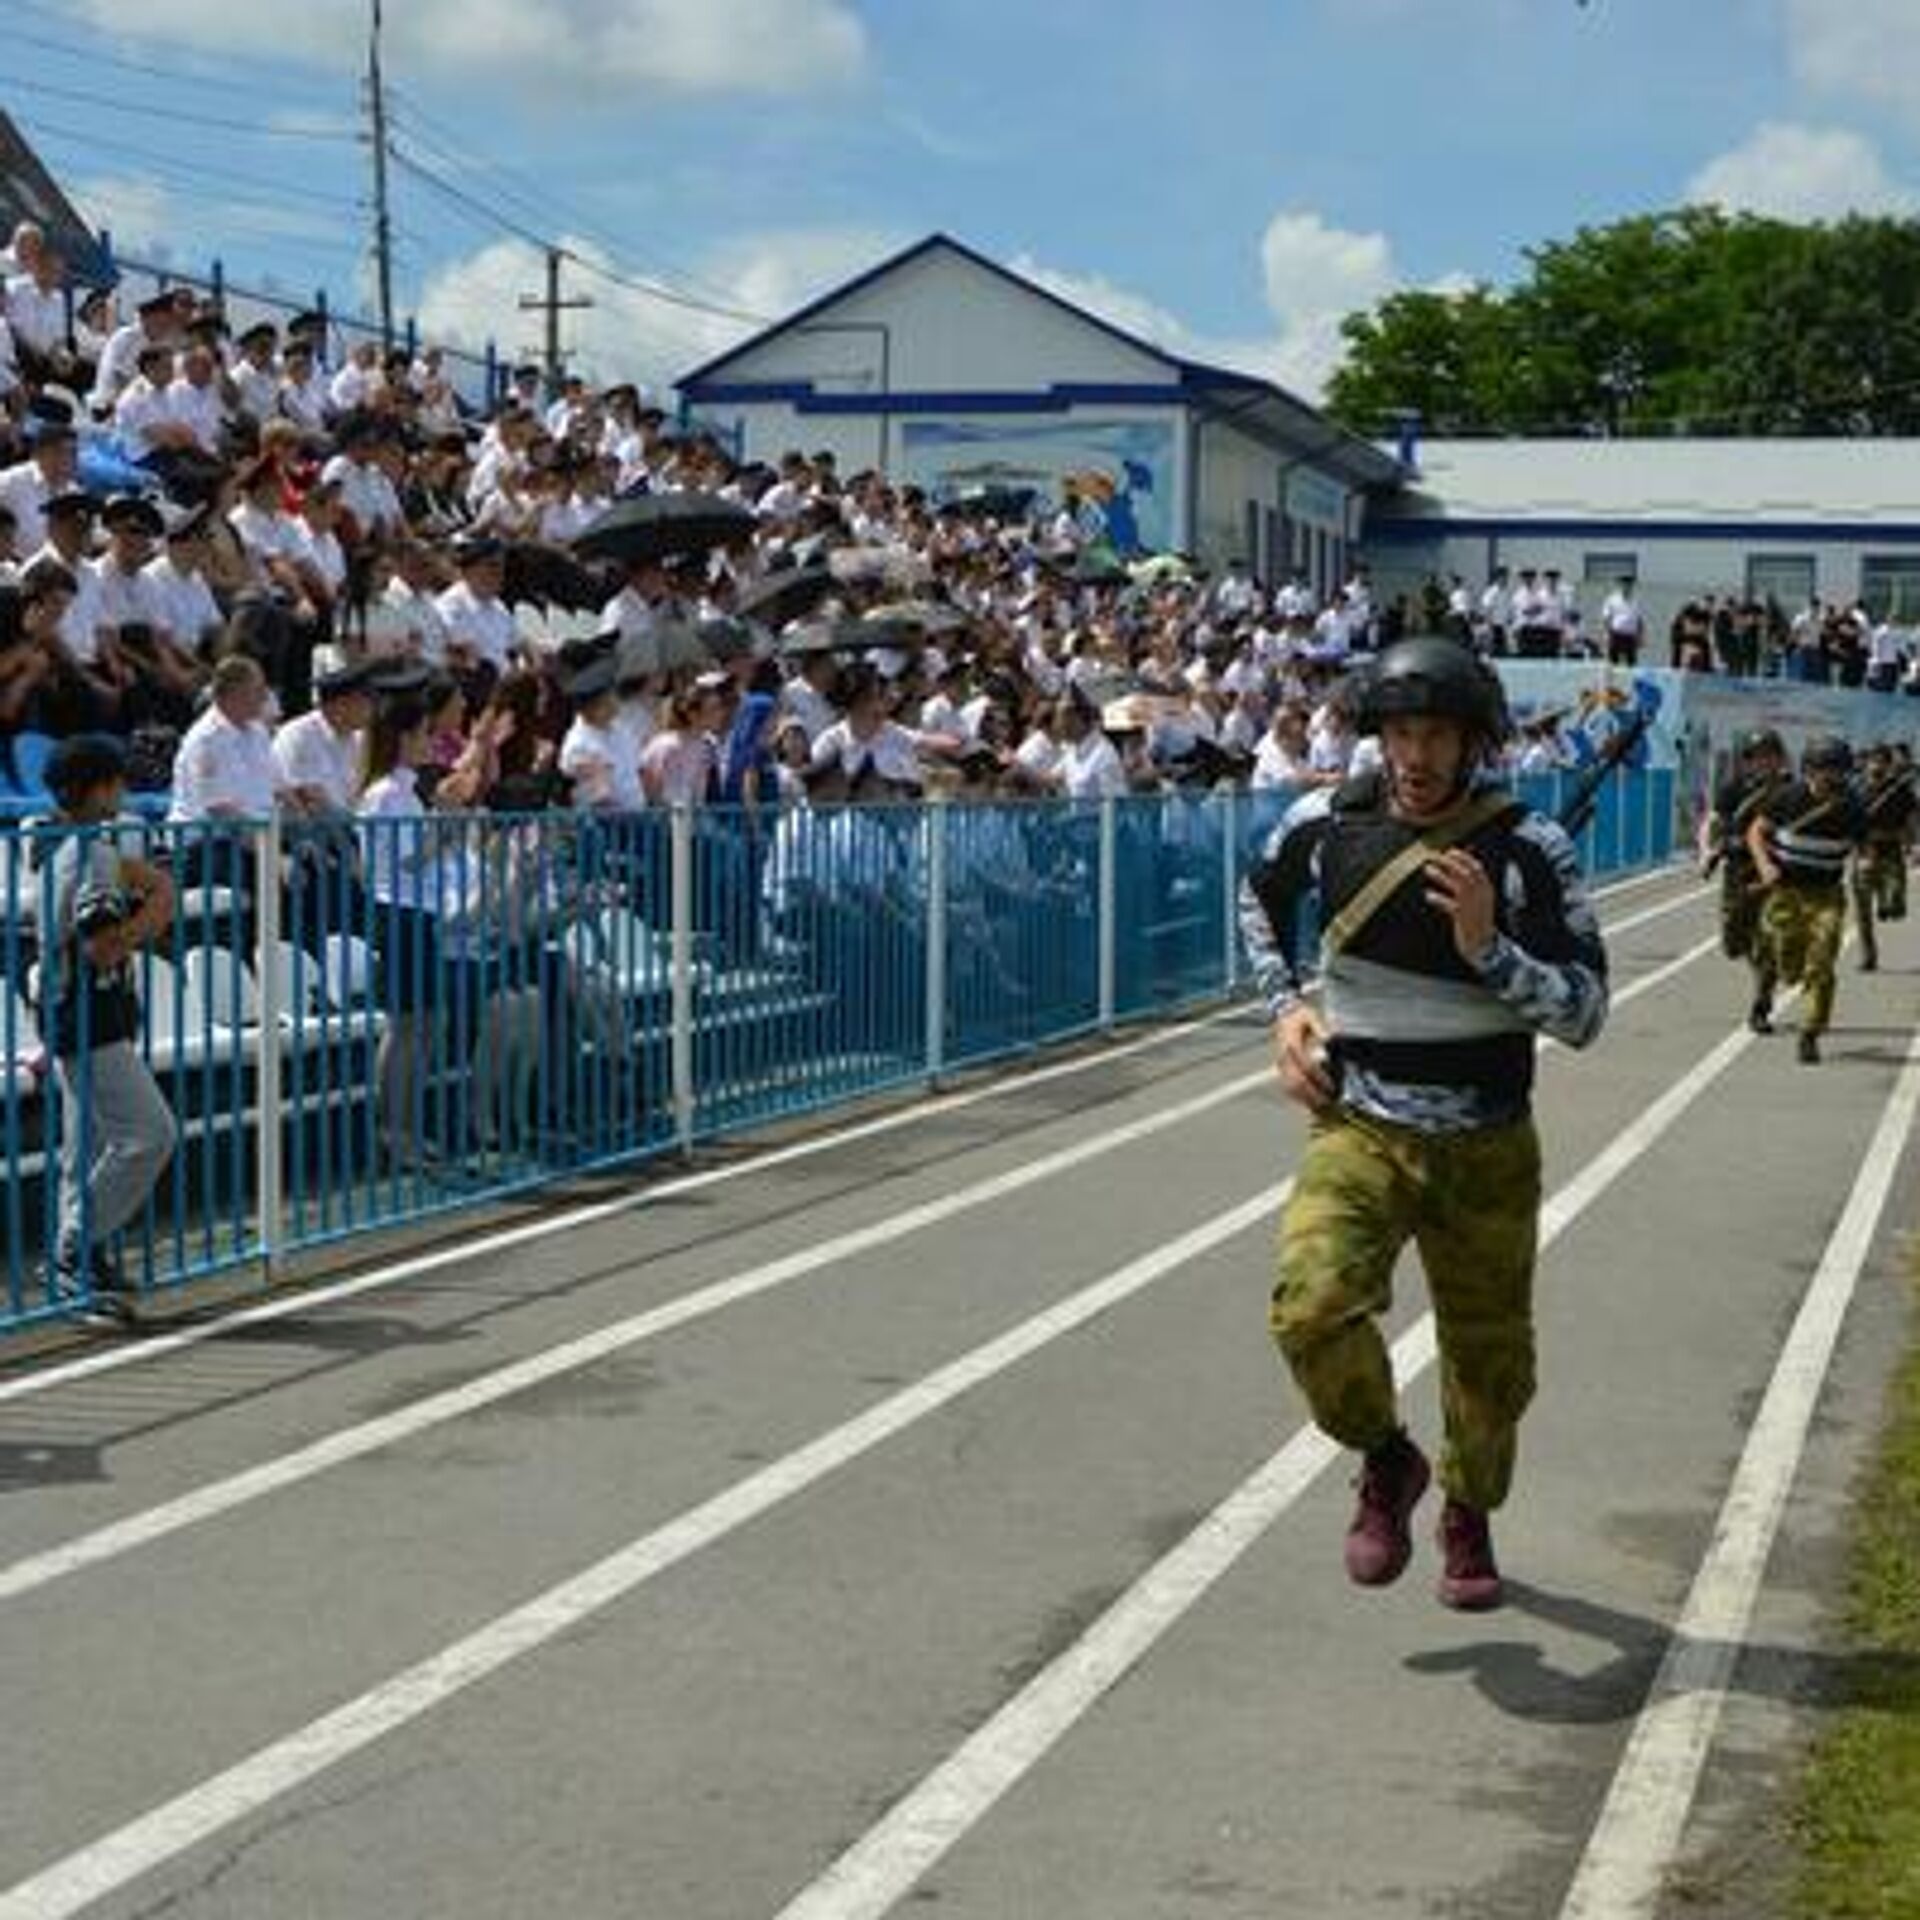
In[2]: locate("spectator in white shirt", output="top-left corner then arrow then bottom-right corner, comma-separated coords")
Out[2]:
274,660 -> 375,813
5,240 -> 73,381
89,288 -> 183,416
1601,576 -> 1645,667
320,418 -> 403,549
557,653 -> 646,810
0,415 -> 79,555
434,536 -> 518,679
277,339 -> 331,440
169,654 -> 285,825
371,541 -> 451,663
166,343 -> 228,457
90,493 -> 202,724
143,504 -> 225,659
229,321 -> 281,425
1252,702 -> 1324,792
328,340 -> 380,415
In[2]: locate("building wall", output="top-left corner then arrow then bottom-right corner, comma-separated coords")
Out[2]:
1193,417 -> 1355,592
703,246 -> 1171,397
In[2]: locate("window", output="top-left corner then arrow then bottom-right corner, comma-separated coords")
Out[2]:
1860,555 -> 1920,622
1746,554 -> 1815,613
1584,552 -> 1638,587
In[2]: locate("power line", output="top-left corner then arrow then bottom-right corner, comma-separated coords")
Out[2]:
11,20 -> 345,105
2,74 -> 357,139
19,116 -> 359,214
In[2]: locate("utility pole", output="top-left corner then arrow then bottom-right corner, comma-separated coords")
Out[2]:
518,246 -> 593,398
366,0 -> 394,347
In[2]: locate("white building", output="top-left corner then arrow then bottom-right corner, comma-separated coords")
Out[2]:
1365,436 -> 1920,635
675,232 -> 1401,598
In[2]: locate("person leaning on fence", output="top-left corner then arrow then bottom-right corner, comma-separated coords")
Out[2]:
1239,638 -> 1610,1611
35,735 -> 178,1327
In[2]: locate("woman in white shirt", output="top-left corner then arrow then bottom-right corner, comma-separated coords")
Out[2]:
641,681 -> 725,807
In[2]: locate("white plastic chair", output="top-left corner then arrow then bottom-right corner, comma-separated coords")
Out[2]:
182,946 -> 262,1032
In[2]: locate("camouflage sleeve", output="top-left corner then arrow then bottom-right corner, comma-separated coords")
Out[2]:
1237,787 -> 1333,1020
1469,814 -> 1610,1049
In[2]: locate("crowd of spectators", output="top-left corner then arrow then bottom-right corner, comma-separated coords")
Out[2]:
1424,567 -> 1920,692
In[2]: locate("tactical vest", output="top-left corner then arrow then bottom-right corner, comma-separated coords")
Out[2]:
1317,775 -> 1559,1110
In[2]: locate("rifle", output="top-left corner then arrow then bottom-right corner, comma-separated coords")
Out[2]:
1555,706 -> 1653,842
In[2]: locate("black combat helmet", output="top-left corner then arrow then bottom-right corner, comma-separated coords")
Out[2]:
1737,726 -> 1785,759
1801,733 -> 1853,774
1355,635 -> 1509,743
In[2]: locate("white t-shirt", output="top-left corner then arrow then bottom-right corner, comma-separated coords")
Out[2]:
810,718 -> 922,786
1060,732 -> 1127,801
166,377 -> 225,455
85,555 -> 171,640
142,553 -> 223,647
273,709 -> 361,811
0,458 -> 52,553
169,706 -> 284,821
5,276 -> 65,356
559,715 -> 646,811
435,581 -> 518,672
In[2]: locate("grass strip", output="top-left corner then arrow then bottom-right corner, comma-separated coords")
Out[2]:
1791,1264 -> 1920,1920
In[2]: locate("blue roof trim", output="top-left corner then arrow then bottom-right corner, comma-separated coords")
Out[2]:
1368,514 -> 1920,544
680,378 -> 1193,415
675,232 -> 1184,391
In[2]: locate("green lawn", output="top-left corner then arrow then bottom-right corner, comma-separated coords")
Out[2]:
1791,1270 -> 1920,1920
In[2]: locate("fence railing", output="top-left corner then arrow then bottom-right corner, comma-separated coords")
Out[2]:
0,772 -> 1677,1336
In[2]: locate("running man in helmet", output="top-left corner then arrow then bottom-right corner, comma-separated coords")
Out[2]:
1704,726 -> 1791,1031
1852,741 -> 1915,971
1239,636 -> 1609,1610
1746,734 -> 1868,1062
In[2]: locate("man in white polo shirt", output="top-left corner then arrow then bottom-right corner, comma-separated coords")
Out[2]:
435,534 -> 518,681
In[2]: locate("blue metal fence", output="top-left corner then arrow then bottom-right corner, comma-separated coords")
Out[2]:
0,773 -> 1678,1336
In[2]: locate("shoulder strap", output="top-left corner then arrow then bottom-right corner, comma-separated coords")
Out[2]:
1320,791 -> 1520,960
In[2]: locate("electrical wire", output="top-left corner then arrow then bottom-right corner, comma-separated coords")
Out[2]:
2,74 -> 356,139
10,18 -> 346,106
18,115 -> 359,214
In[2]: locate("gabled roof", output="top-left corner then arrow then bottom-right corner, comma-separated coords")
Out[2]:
677,231 -> 1183,390
676,231 -> 1402,488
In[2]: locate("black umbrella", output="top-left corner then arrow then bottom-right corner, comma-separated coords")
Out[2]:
777,617 -> 865,658
617,617 -> 718,679
573,491 -> 756,568
735,562 -> 838,628
501,541 -> 616,613
862,599 -> 971,639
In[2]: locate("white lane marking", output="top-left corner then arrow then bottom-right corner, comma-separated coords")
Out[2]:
1600,885 -> 1711,939
1556,1022 -> 1920,1920
0,1070 -> 1274,1603
766,1007 -> 1787,1920
0,1006 -> 1257,1406
0,920 -> 1717,1604
0,1185 -> 1293,1920
1591,861 -> 1689,903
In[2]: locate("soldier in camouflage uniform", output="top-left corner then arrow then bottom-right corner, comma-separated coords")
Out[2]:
1851,742 -> 1915,971
1747,734 -> 1867,1063
1240,638 -> 1609,1611
1704,727 -> 1789,1032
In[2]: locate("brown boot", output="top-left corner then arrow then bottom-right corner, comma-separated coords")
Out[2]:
1344,1432 -> 1430,1587
1435,1499 -> 1504,1611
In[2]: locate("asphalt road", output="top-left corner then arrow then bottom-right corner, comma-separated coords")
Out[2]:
1,864 -> 1916,1920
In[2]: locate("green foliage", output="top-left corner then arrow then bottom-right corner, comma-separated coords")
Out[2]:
1324,209 -> 1920,438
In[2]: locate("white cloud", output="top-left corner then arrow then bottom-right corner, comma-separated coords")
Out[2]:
1686,122 -> 1916,220
1019,207 -> 1409,402
61,0 -> 868,98
1787,0 -> 1920,133
69,174 -> 345,265
414,225 -> 901,390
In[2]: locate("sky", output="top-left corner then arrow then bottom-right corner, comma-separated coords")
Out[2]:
10,0 -> 1920,400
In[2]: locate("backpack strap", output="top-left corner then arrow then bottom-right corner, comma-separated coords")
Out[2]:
1319,791 -> 1522,960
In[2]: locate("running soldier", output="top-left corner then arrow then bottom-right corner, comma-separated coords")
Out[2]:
1746,734 -> 1867,1063
1703,727 -> 1790,1031
1240,638 -> 1609,1611
1852,741 -> 1915,971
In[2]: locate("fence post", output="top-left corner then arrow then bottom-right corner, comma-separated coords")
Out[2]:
1098,796 -> 1117,1033
254,815 -> 284,1279
1220,785 -> 1240,993
924,794 -> 948,1084
670,805 -> 695,1158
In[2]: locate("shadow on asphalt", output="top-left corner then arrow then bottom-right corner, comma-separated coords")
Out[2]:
1402,1580 -> 1920,1725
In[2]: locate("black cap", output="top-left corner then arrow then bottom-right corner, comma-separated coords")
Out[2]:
162,500 -> 214,542
45,488 -> 98,521
565,654 -> 619,702
450,532 -> 504,566
45,733 -> 128,806
237,320 -> 278,350
317,659 -> 376,700
287,310 -> 328,335
136,290 -> 177,319
367,657 -> 432,698
102,493 -> 165,536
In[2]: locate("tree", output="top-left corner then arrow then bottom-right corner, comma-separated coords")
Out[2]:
1324,210 -> 1920,438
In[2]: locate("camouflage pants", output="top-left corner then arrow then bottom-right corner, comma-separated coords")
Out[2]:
1720,865 -> 1777,997
1852,844 -> 1908,967
1761,885 -> 1845,1033
1272,1111 -> 1541,1512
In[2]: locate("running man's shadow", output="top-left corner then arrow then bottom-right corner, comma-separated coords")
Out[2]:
1403,1580 -> 1920,1725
